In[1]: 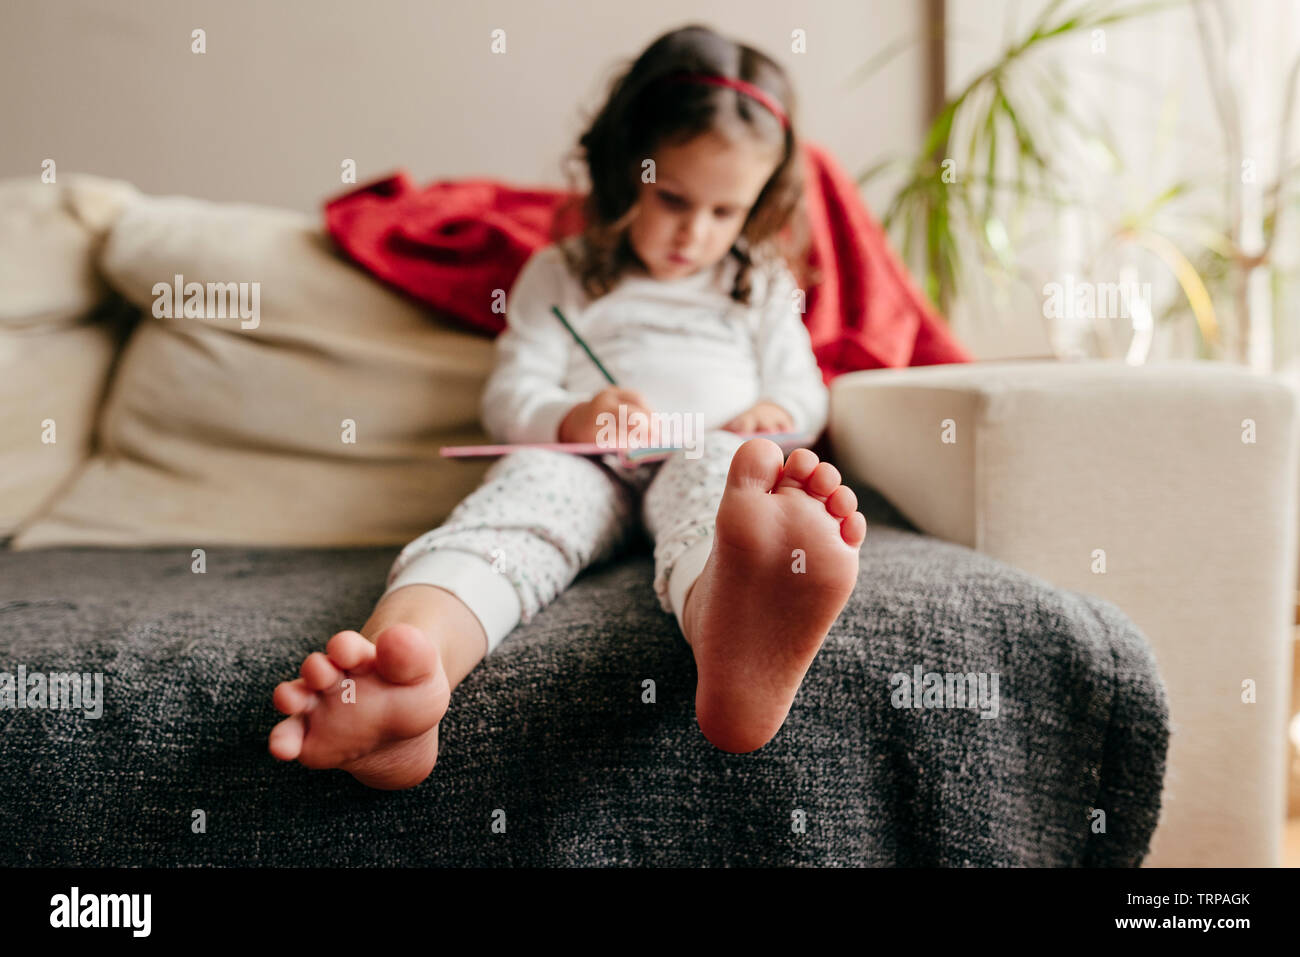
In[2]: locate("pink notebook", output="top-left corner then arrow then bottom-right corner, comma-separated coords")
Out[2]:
440,431 -> 816,467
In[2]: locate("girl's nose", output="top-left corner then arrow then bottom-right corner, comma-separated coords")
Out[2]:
679,211 -> 710,246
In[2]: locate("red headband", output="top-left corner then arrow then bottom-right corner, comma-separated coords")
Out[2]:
659,71 -> 790,131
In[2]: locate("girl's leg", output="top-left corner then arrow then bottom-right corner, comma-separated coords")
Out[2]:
269,447 -> 639,788
382,447 -> 640,662
643,434 -> 868,753
355,583 -> 491,692
640,430 -> 746,638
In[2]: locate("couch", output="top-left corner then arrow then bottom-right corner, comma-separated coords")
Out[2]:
2,174 -> 1293,866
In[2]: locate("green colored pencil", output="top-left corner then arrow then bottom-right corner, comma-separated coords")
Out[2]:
551,305 -> 617,385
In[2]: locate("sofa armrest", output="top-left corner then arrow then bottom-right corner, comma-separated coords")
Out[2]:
829,358 -> 1300,867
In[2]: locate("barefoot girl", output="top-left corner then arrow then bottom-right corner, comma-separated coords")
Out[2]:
269,24 -> 867,787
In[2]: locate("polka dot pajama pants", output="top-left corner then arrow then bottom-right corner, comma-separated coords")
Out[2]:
383,429 -> 748,654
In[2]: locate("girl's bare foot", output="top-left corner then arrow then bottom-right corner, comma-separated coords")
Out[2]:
269,624 -> 451,790
682,438 -> 867,753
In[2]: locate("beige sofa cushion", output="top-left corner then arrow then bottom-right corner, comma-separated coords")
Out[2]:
12,193 -> 495,548
0,174 -> 139,331
0,319 -> 124,537
0,174 -> 140,535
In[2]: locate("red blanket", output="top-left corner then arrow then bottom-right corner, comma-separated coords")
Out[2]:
324,140 -> 972,382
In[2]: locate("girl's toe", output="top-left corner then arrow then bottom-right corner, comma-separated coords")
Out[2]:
826,485 -> 858,519
806,462 -> 841,499
300,652 -> 342,692
269,714 -> 306,761
326,629 -> 376,671
841,512 -> 868,548
775,448 -> 819,489
273,677 -> 317,715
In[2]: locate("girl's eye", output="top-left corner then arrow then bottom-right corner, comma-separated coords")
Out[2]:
658,190 -> 738,217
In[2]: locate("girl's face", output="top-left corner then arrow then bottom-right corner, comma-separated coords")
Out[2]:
628,129 -> 782,281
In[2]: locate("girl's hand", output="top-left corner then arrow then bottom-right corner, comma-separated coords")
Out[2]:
722,401 -> 795,435
558,386 -> 656,445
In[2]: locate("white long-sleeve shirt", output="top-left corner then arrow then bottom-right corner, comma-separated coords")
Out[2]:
480,237 -> 828,445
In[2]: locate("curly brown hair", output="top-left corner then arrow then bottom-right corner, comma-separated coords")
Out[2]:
551,24 -> 815,306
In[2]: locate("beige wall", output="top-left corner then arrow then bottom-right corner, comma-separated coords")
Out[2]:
0,0 -> 930,217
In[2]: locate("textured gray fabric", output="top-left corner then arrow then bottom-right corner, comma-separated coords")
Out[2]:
0,491 -> 1168,866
